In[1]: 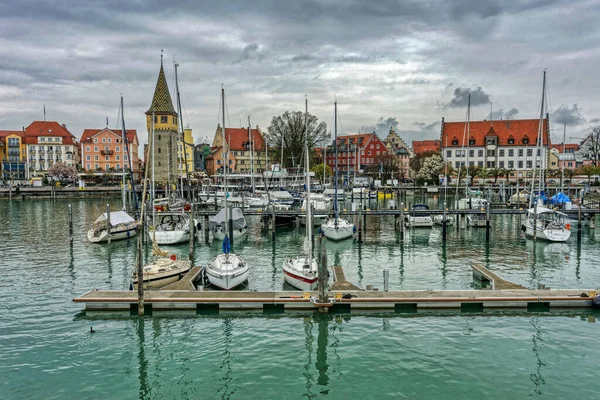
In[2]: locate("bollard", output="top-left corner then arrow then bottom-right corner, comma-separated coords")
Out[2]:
188,204 -> 194,261
106,204 -> 111,244
383,269 -> 389,292
68,204 -> 73,243
400,202 -> 405,241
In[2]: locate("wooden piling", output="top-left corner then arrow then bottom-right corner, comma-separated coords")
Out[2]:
106,204 -> 111,244
271,208 -> 276,241
204,215 -> 210,243
317,236 -> 328,312
577,201 -> 582,242
442,201 -> 447,242
188,204 -> 194,261
68,204 -> 73,243
400,202 -> 404,241
485,203 -> 490,242
533,202 -> 537,241
136,207 -> 144,316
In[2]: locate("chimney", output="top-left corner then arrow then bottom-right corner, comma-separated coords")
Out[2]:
62,124 -> 66,128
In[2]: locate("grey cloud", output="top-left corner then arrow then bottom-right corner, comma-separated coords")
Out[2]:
487,107 -> 519,120
360,117 -> 400,137
590,118 -> 600,123
552,104 -> 585,126
445,87 -> 491,108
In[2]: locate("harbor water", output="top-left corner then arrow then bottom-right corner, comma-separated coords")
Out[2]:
1,198 -> 599,399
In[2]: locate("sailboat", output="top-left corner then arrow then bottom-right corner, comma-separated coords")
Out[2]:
321,100 -> 355,241
132,237 -> 191,289
87,96 -> 138,243
521,71 -> 571,242
434,139 -> 454,227
148,60 -> 192,245
206,85 -> 249,290
283,96 -> 318,291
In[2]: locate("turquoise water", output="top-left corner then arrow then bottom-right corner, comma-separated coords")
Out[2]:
1,198 -> 599,399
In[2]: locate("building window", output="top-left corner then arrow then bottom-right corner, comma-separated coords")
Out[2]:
487,150 -> 495,157
469,138 -> 475,145
455,150 -> 461,157
95,163 -> 99,169
518,161 -> 523,168
469,149 -> 474,158
499,161 -> 504,168
86,155 -> 91,161
115,146 -> 120,152
370,145 -> 374,149
105,164 -> 110,170
158,135 -> 161,141
499,149 -> 505,157
508,149 -> 514,157
527,149 -> 532,156
94,146 -> 99,152
508,161 -> 514,168
161,116 -> 168,123
527,161 -> 532,168
158,148 -> 161,154
451,138 -> 458,145
124,155 -> 128,160
94,155 -> 99,161
446,150 -> 451,158
116,155 -> 120,161
94,138 -> 98,143
537,149 -> 540,156
154,116 -> 158,123
478,150 -> 483,157
518,149 -> 523,157
455,161 -> 460,168
105,156 -> 109,161
86,164 -> 91,170
478,161 -> 483,167
116,164 -> 120,170
508,137 -> 514,144
522,137 -> 529,144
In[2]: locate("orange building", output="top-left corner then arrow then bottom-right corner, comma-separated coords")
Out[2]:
206,147 -> 237,176
80,128 -> 140,179
412,139 -> 441,155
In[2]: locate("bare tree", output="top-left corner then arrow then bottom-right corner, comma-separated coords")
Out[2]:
582,126 -> 600,166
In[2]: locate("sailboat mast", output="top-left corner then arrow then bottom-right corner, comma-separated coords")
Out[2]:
249,116 -> 255,193
221,85 -> 228,228
561,123 -> 566,193
152,112 -> 155,226
466,93 -> 470,197
120,95 -> 127,211
174,61 -> 186,199
334,100 -> 339,226
305,96 -> 312,256
539,70 -> 547,196
530,70 -> 546,208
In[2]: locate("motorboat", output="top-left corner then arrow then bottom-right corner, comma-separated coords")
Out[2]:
521,205 -> 571,242
150,212 -> 191,245
133,255 -> 191,289
433,214 -> 455,226
206,236 -> 249,290
298,195 -> 330,227
457,197 -> 488,210
87,210 -> 138,243
209,207 -> 248,240
405,204 -> 433,228
269,190 -> 295,205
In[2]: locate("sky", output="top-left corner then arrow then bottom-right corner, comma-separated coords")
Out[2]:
1,0 -> 599,154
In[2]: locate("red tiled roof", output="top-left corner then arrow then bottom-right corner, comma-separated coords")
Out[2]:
412,139 -> 441,155
0,130 -> 24,139
224,128 -> 265,151
24,121 -> 77,145
336,133 -> 379,148
441,118 -> 549,147
81,128 -> 138,144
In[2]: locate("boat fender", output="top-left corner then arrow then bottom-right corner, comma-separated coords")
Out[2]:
196,222 -> 202,231
170,254 -> 177,261
521,224 -> 526,232
593,296 -> 600,310
566,223 -> 571,231
353,226 -> 357,233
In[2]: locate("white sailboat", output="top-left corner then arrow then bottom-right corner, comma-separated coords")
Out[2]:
133,240 -> 191,289
521,71 -> 570,242
283,96 -> 318,291
298,194 -> 330,227
321,100 -> 355,241
87,96 -> 138,243
206,85 -> 249,290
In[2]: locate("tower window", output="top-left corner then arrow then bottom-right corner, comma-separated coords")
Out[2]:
174,117 -> 177,124
161,116 -> 168,123
158,148 -> 161,153
158,135 -> 161,141
154,116 -> 158,123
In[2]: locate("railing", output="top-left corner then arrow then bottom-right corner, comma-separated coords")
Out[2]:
101,150 -> 113,155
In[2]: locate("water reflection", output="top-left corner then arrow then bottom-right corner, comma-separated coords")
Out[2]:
315,314 -> 329,389
529,316 -> 546,396
357,242 -> 364,286
217,318 -> 234,399
439,243 -> 447,288
136,318 -> 149,400
303,316 -> 316,399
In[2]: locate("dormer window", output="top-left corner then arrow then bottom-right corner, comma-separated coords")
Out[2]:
451,137 -> 458,146
469,137 -> 475,146
522,136 -> 529,145
508,136 -> 514,144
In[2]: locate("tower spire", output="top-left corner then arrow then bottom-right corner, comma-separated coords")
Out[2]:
146,54 -> 176,116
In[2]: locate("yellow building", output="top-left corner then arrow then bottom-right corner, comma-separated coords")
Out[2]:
0,130 -> 27,179
177,127 -> 194,176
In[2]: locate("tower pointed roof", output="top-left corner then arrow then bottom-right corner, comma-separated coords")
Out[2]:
146,58 -> 177,116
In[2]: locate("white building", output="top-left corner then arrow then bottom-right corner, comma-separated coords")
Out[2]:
24,121 -> 78,176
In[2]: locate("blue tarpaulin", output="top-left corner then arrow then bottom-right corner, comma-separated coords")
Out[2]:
550,192 -> 571,205
222,235 -> 231,254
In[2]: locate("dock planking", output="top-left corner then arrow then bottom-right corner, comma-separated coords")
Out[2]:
471,264 -> 527,290
330,265 -> 361,291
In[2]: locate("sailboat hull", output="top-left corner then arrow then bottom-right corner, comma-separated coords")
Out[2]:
206,254 -> 249,290
150,230 -> 190,245
283,268 -> 318,291
321,220 -> 355,241
522,221 -> 571,242
298,215 -> 328,227
212,227 -> 248,241
87,224 -> 138,243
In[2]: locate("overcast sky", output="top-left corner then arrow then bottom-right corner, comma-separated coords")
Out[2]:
1,0 -> 599,151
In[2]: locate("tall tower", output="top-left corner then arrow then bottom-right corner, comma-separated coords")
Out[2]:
145,56 -> 178,185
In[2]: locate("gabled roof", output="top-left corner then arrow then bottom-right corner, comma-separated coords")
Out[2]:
550,143 -> 579,152
412,139 -> 441,155
81,128 -> 138,145
223,128 -> 265,151
0,130 -> 24,140
145,60 -> 177,116
24,121 -> 77,145
336,133 -> 381,148
442,118 -> 549,147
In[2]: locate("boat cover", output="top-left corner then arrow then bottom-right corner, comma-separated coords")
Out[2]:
209,208 -> 247,229
549,192 -> 571,205
93,210 -> 135,226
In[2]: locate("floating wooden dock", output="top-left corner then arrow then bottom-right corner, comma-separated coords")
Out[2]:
471,264 -> 526,290
330,265 -> 361,291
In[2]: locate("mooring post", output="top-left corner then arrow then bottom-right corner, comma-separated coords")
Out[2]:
358,202 -> 363,243
136,206 -> 145,316
204,214 -> 210,243
363,207 -> 367,234
394,214 -> 399,232
383,269 -> 389,292
271,208 -> 276,241
577,200 -> 582,242
485,203 -> 490,243
68,204 -> 73,243
533,201 -> 538,241
590,213 -> 596,229
317,235 -> 328,312
400,202 -> 405,241
228,215 -> 234,250
188,204 -> 194,261
106,204 -> 111,244
442,201 -> 447,242
456,213 -> 460,231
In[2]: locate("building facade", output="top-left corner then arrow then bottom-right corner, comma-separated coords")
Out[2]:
177,127 -> 194,175
412,139 -> 441,155
145,58 -> 178,184
80,127 -> 139,179
24,121 -> 78,176
194,143 -> 211,172
441,118 -> 550,173
0,130 -> 27,180
550,143 -> 579,170
383,128 -> 411,177
324,132 -> 389,174
208,125 -> 267,175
